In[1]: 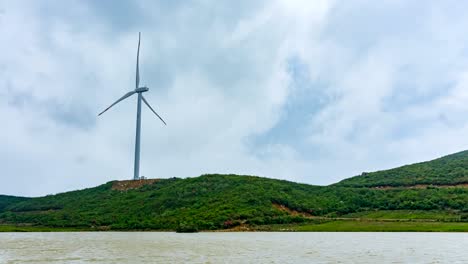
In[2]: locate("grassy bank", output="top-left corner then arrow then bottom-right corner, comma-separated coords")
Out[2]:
340,210 -> 462,221
0,225 -> 92,232
2,220 -> 467,232
256,220 -> 468,232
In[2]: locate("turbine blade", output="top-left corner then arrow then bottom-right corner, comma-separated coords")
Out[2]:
136,32 -> 141,89
98,91 -> 136,116
142,96 -> 167,125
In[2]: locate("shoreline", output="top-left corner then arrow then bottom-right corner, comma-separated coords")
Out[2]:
2,220 -> 467,233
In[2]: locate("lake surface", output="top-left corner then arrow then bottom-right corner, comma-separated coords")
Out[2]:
1,232 -> 467,263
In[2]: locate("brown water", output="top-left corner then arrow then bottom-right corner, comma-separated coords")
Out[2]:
0,232 -> 467,263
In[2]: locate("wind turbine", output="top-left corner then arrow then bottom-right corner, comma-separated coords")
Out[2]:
98,32 -> 166,180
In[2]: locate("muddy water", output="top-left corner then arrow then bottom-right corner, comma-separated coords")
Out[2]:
1,232 -> 467,263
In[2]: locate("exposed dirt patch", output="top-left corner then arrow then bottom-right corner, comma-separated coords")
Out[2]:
272,203 -> 313,218
372,183 -> 468,190
111,179 -> 159,191
216,224 -> 254,232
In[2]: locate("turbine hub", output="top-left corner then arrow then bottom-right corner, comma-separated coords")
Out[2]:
135,87 -> 149,93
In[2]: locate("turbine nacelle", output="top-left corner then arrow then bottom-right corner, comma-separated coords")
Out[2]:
135,87 -> 149,93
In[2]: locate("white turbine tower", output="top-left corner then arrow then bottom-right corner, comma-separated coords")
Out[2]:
98,32 -> 166,180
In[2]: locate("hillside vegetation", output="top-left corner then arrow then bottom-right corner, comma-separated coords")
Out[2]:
337,150 -> 468,187
0,195 -> 29,211
1,151 -> 468,231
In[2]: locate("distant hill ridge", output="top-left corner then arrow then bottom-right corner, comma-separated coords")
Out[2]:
337,150 -> 468,187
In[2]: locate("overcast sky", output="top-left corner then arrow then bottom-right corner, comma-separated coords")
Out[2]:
2,0 -> 468,196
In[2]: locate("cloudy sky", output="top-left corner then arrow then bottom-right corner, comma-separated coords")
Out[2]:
2,0 -> 468,196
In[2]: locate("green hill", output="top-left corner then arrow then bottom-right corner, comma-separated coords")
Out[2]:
1,151 -> 468,232
337,150 -> 468,187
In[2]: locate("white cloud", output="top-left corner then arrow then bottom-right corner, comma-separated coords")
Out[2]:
1,0 -> 468,196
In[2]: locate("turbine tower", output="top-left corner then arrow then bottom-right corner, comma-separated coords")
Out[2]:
98,32 -> 166,180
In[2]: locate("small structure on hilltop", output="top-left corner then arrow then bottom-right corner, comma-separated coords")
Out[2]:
111,179 -> 159,191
